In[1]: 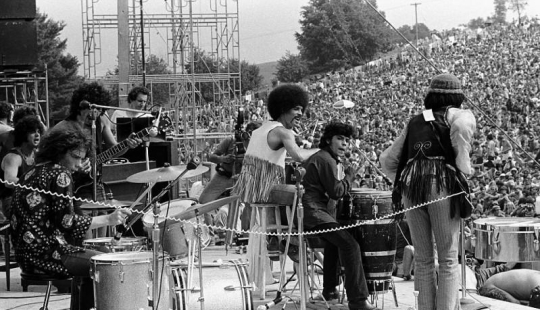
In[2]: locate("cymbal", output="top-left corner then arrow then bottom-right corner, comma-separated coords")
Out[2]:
174,195 -> 240,221
126,165 -> 209,183
80,199 -> 138,210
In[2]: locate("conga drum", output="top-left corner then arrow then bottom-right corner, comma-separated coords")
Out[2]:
473,217 -> 540,262
339,188 -> 397,293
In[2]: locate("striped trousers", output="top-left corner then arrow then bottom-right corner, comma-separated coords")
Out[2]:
404,184 -> 461,310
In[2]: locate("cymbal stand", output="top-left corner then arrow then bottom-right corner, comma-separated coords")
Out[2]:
194,209 -> 206,310
143,157 -> 200,310
295,168 -> 307,310
151,200 -> 162,310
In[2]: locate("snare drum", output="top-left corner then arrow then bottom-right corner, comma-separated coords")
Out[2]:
338,189 -> 394,222
91,251 -> 173,310
83,237 -> 147,252
170,260 -> 252,310
143,199 -> 193,259
473,217 -> 540,262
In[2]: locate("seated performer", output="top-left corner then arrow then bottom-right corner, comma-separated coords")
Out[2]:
10,129 -> 132,310
303,122 -> 380,310
232,84 -> 319,293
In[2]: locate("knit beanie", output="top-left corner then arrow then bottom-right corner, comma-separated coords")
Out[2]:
428,74 -> 463,94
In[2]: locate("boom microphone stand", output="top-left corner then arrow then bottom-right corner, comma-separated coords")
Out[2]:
147,157 -> 200,310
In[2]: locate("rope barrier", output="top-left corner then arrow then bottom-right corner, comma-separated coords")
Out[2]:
0,177 -> 464,237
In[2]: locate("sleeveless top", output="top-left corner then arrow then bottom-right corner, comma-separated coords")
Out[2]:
0,148 -> 34,199
232,121 -> 287,203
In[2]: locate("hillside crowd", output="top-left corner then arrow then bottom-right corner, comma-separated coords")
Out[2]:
232,20 -> 540,224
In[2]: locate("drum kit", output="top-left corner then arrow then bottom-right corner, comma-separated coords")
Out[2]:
80,159 -> 249,310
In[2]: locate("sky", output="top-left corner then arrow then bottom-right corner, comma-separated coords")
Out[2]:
35,0 -> 540,77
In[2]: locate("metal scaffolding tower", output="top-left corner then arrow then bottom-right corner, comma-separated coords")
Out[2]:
81,0 -> 241,161
0,69 -> 50,128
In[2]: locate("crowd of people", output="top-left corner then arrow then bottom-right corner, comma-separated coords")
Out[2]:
229,20 -> 540,223
2,16 -> 540,310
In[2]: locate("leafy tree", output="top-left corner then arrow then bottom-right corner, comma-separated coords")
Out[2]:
296,0 -> 393,73
275,51 -> 310,83
508,0 -> 528,25
107,54 -> 172,107
493,0 -> 507,24
468,17 -> 487,30
35,11 -> 84,121
144,54 -> 172,107
229,59 -> 263,95
391,23 -> 431,45
185,49 -> 263,101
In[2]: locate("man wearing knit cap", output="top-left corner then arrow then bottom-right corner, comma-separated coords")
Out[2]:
380,73 -> 476,310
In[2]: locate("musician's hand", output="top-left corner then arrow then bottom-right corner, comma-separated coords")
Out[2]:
221,154 -> 235,164
126,133 -> 142,149
345,162 -> 358,178
78,158 -> 92,174
108,208 -> 132,226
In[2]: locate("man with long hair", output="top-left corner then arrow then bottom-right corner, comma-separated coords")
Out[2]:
381,73 -> 476,310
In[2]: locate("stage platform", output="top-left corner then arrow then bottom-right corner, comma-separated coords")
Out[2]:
0,246 -> 533,310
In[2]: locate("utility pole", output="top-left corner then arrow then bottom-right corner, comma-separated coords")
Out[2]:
411,2 -> 421,47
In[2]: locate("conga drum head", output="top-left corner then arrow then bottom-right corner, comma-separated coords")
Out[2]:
338,189 -> 393,222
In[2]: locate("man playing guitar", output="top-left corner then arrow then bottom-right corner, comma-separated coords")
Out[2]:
49,82 -> 143,208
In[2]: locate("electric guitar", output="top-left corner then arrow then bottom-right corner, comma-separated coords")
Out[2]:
73,119 -> 169,195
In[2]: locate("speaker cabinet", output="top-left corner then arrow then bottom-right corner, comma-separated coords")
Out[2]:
0,19 -> 38,69
0,0 -> 36,20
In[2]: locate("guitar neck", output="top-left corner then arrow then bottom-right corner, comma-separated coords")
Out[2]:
96,128 -> 150,164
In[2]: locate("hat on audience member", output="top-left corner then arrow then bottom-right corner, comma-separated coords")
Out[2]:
427,74 -> 463,95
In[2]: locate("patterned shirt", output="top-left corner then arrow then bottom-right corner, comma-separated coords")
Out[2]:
10,163 -> 92,276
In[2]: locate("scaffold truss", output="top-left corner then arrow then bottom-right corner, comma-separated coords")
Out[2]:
81,0 -> 241,163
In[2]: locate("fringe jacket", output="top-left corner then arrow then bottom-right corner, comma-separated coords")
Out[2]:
380,107 -> 476,207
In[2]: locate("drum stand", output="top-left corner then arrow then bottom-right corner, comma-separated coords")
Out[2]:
193,210 -> 207,310
144,157 -> 201,310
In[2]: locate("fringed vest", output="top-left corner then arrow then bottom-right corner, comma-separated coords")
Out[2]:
395,107 -> 460,207
232,121 -> 286,203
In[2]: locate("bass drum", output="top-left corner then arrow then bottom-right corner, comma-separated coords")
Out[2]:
170,260 -> 253,310
91,251 -> 173,310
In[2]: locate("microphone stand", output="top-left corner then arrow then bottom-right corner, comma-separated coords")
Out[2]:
355,147 -> 393,186
294,168 -> 307,310
88,111 -> 98,203
146,157 -> 200,310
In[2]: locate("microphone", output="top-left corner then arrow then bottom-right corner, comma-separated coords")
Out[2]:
187,156 -> 201,170
112,224 -> 127,243
149,107 -> 162,137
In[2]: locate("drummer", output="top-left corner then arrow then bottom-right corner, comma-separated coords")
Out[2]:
302,121 -> 380,310
10,128 -> 132,310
